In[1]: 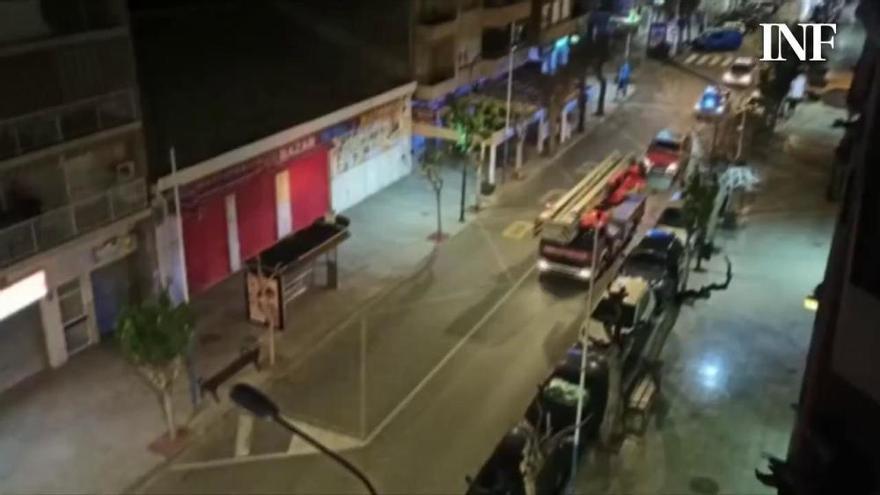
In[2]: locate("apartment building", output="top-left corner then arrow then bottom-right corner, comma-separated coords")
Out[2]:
413,0 -> 587,103
0,0 -> 151,391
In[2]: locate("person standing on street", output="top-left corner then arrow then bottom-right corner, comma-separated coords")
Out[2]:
616,61 -> 632,100
785,70 -> 808,118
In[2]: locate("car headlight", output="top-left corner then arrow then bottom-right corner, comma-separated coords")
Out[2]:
643,157 -> 654,168
715,105 -> 724,113
577,268 -> 592,279
538,259 -> 550,271
723,73 -> 735,83
666,162 -> 679,174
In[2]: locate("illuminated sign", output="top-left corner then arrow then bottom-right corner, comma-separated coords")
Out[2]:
0,271 -> 47,322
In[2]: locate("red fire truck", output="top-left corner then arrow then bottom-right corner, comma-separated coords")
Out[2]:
537,154 -> 646,282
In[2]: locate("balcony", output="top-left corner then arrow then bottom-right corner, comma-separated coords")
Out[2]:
481,0 -> 531,28
0,90 -> 138,162
539,15 -> 586,45
0,178 -> 147,268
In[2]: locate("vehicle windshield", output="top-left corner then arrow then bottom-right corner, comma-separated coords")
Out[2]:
659,208 -> 686,227
652,139 -> 681,152
731,64 -> 751,75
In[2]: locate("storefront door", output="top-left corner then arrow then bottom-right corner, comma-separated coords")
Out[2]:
90,257 -> 132,340
0,303 -> 47,391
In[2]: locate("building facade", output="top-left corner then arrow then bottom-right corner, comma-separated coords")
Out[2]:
155,84 -> 416,299
0,0 -> 151,391
783,2 -> 880,491
411,0 -> 590,185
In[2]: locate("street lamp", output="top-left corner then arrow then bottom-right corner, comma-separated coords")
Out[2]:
230,384 -> 378,495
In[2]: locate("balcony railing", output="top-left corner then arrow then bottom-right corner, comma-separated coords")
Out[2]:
0,89 -> 138,161
0,178 -> 147,268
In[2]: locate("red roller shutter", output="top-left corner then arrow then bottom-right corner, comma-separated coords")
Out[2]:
182,194 -> 229,294
288,147 -> 330,230
236,171 -> 276,261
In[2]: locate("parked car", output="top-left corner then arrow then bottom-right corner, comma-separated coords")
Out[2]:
652,196 -> 688,244
692,28 -> 743,51
723,56 -> 758,88
643,129 -> 691,179
720,20 -> 746,33
620,231 -> 686,299
589,276 -> 659,340
694,85 -> 729,119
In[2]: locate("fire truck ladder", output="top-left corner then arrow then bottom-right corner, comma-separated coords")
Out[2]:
534,151 -> 633,244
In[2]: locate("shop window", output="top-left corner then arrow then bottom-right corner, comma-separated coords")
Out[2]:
58,278 -> 91,354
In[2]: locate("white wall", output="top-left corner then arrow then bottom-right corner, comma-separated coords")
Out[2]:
1,211 -> 146,369
331,141 -> 411,212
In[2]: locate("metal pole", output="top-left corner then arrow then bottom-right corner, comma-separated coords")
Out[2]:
570,225 -> 599,482
171,147 -> 199,407
735,106 -> 747,161
170,147 -> 190,303
503,22 -> 516,181
360,317 -> 367,439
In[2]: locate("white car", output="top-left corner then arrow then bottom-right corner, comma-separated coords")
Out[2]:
721,20 -> 747,33
723,57 -> 757,88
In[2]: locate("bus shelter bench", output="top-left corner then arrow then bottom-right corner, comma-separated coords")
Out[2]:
199,346 -> 261,402
625,375 -> 657,435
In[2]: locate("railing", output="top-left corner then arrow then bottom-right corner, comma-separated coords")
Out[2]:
0,89 -> 138,161
0,178 -> 147,268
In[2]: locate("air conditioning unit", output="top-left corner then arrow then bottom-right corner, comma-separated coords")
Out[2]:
116,161 -> 136,182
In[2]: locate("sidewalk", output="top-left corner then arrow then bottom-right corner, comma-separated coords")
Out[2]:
573,96 -> 840,495
0,80 -> 637,495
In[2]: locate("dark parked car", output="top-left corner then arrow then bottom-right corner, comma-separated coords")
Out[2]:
693,28 -> 744,51
620,230 -> 686,300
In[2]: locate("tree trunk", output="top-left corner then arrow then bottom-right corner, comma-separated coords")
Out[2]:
434,188 -> 443,237
595,63 -> 607,117
577,74 -> 588,132
600,342 -> 622,447
474,160 -> 483,211
459,161 -> 467,222
161,389 -> 177,440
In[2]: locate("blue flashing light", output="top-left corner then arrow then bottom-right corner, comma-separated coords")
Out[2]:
555,36 -> 570,50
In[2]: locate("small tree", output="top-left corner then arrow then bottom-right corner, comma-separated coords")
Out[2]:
447,98 -> 505,219
117,290 -> 195,441
593,285 -> 628,448
421,148 -> 447,242
682,171 -> 719,272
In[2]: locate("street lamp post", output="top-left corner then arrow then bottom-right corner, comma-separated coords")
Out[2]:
230,384 -> 378,495
569,225 -> 599,483
503,22 -> 518,182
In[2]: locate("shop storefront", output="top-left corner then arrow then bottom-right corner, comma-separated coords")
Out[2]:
329,98 -> 411,212
0,216 -> 147,392
155,83 -> 417,299
179,137 -> 331,295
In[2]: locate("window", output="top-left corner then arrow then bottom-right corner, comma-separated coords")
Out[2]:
541,2 -> 551,28
552,0 -> 561,24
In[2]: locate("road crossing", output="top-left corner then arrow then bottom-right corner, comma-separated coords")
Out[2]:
679,53 -> 736,68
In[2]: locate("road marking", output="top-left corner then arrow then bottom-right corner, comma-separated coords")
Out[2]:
722,55 -> 735,66
684,53 -> 699,65
366,262 -> 537,444
502,220 -> 533,240
708,55 -> 722,66
695,54 -> 710,66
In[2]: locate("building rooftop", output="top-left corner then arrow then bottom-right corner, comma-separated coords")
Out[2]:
129,0 -> 410,177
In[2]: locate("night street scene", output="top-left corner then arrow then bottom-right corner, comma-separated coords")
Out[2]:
1,0 -> 878,494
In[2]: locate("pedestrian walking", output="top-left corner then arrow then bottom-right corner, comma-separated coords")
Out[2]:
616,61 -> 632,100
785,70 -> 808,119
